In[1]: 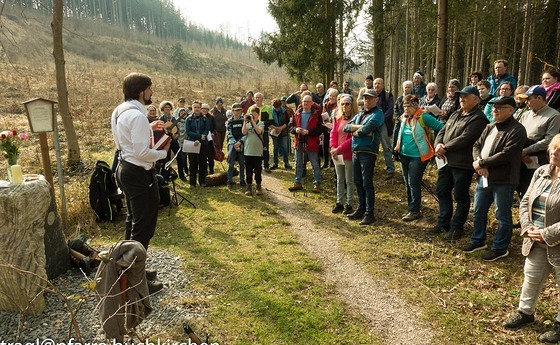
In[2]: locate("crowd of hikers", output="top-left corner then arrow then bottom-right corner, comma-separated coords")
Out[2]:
113,62 -> 560,342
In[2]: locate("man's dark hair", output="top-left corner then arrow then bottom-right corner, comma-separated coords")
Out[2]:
123,73 -> 152,101
476,80 -> 491,89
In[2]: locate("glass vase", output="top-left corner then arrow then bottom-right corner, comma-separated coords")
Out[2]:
6,155 -> 19,183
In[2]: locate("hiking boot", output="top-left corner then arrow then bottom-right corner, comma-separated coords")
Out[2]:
444,227 -> 464,241
426,225 -> 449,236
539,321 -> 560,343
255,184 -> 263,195
347,209 -> 365,220
462,242 -> 488,253
288,182 -> 303,192
245,184 -> 253,196
145,268 -> 157,281
481,249 -> 509,262
264,167 -> 272,173
148,280 -> 164,295
240,181 -> 247,188
402,211 -> 421,222
312,184 -> 321,193
360,213 -> 375,225
332,203 -> 344,214
270,164 -> 279,170
227,181 -> 235,189
285,164 -> 293,170
503,310 -> 535,330
343,204 -> 354,215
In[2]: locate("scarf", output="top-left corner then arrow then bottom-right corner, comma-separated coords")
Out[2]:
544,81 -> 560,100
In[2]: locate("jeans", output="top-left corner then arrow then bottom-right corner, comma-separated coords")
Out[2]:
227,144 -> 245,183
335,159 -> 354,205
353,152 -> 377,213
518,243 -> 560,321
436,165 -> 474,229
380,124 -> 395,174
399,154 -> 428,213
295,149 -> 321,185
470,178 -> 516,252
272,135 -> 290,167
262,132 -> 270,169
188,143 -> 208,186
116,160 -> 159,250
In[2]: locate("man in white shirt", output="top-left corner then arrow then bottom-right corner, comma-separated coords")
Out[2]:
111,73 -> 169,252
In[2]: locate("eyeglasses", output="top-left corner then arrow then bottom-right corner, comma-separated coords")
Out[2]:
340,103 -> 352,106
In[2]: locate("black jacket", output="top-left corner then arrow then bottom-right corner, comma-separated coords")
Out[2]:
435,107 -> 488,170
473,116 -> 527,186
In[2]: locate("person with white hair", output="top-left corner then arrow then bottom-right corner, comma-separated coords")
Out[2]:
412,71 -> 427,98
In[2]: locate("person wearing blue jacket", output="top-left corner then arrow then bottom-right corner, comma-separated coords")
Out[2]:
185,100 -> 209,188
487,59 -> 517,95
343,89 -> 385,225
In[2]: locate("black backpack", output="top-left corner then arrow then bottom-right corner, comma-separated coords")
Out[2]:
89,160 -> 121,222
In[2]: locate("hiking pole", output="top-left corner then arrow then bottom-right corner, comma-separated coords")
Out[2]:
421,179 -> 439,203
302,135 -> 308,197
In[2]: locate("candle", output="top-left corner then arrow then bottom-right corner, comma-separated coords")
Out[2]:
10,165 -> 23,184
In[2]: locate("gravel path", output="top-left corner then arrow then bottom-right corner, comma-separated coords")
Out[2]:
0,248 -> 200,342
262,174 -> 434,345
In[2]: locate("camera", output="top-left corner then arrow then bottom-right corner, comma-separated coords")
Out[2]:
245,115 -> 252,121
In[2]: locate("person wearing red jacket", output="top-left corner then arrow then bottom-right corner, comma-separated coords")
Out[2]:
288,95 -> 323,192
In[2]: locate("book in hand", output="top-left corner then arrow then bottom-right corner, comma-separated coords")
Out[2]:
153,133 -> 171,150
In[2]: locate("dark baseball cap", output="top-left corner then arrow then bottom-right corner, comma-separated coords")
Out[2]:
519,85 -> 547,98
362,89 -> 378,98
455,86 -> 480,98
489,96 -> 516,107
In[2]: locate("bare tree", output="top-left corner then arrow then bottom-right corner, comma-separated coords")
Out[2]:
435,0 -> 447,98
52,0 -> 81,165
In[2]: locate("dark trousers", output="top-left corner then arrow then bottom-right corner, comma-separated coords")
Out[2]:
116,160 -> 159,250
188,143 -> 208,186
245,155 -> 263,185
436,165 -> 474,229
322,133 -> 332,167
262,132 -> 270,169
517,164 -> 536,199
353,152 -> 377,214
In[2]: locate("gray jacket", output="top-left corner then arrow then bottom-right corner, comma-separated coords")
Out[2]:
520,165 -> 560,266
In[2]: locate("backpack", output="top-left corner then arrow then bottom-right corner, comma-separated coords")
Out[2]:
89,160 -> 122,222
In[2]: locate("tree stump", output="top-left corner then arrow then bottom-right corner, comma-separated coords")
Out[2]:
0,178 -> 69,316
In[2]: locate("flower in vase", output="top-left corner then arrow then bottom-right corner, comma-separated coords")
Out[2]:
0,129 -> 29,164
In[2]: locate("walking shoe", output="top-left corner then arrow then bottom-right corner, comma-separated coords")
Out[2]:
148,280 -> 164,295
145,268 -> 157,281
189,184 -> 195,189
347,210 -> 365,220
255,184 -> 263,195
245,184 -> 253,196
462,242 -> 488,253
200,183 -> 207,187
285,164 -> 293,170
264,167 -> 272,173
426,225 -> 449,236
444,227 -> 464,241
240,181 -> 247,188
503,310 -> 535,330
481,249 -> 509,262
288,183 -> 303,192
343,204 -> 354,215
539,321 -> 560,343
402,211 -> 421,222
360,213 -> 375,225
270,164 -> 279,170
227,181 -> 235,189
332,203 -> 344,214
312,184 -> 321,193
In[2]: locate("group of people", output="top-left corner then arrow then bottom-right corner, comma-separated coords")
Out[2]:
111,65 -> 560,343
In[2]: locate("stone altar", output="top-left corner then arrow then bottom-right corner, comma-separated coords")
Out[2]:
0,177 -> 69,315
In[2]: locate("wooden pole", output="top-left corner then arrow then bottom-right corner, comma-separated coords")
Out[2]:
39,132 -> 54,193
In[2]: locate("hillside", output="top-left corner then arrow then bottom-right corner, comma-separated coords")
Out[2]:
0,4 -> 294,117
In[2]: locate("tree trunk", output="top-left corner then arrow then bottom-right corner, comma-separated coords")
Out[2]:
518,0 -> 531,83
52,0 -> 81,165
435,0 -> 448,98
338,8 -> 344,84
372,0 -> 385,79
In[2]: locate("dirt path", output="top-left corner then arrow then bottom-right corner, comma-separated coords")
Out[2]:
262,174 -> 434,345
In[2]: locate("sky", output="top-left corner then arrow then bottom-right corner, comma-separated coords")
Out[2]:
171,0 -> 278,43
